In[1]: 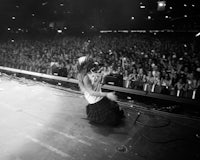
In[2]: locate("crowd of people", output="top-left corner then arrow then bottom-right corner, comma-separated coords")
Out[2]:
0,33 -> 200,99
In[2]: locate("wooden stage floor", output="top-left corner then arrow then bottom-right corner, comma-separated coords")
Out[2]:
0,75 -> 200,160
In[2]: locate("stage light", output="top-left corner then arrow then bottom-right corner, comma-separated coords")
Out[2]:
169,6 -> 173,10
196,32 -> 200,37
8,28 -> 11,31
140,5 -> 145,9
57,29 -> 62,33
192,4 -> 195,7
157,1 -> 166,11
60,3 -> 64,6
32,13 -> 35,17
42,2 -> 48,6
148,16 -> 151,20
165,15 -> 169,19
184,4 -> 187,7
131,16 -> 135,20
12,16 -> 16,20
184,15 -> 187,18
158,1 -> 166,7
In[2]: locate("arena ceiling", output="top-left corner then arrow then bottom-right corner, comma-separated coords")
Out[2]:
0,0 -> 199,32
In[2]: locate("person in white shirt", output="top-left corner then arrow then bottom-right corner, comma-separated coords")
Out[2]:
77,55 -> 124,126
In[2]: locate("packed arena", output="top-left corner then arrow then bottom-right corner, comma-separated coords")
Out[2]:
1,33 -> 200,99
0,0 -> 200,160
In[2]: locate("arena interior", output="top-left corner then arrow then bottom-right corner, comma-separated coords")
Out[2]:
0,1 -> 200,160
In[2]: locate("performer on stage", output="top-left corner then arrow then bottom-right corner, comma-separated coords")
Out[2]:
77,56 -> 124,126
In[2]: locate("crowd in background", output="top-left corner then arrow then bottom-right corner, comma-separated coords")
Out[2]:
0,33 -> 200,99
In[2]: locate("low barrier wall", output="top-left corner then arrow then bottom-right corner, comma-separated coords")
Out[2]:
0,66 -> 199,107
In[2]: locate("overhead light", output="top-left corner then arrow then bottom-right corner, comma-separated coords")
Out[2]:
57,29 -> 62,33
140,5 -> 145,9
184,4 -> 187,7
131,16 -> 135,20
165,15 -> 169,19
157,1 -> 166,11
184,15 -> 187,18
158,1 -> 166,7
100,30 -> 112,33
8,28 -> 11,31
42,2 -> 48,6
60,3 -> 64,6
196,32 -> 200,37
12,16 -> 16,20
169,6 -> 173,10
192,4 -> 195,7
148,16 -> 151,20
32,13 -> 35,17
118,30 -> 129,33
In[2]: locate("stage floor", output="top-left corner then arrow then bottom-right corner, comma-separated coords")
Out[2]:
0,75 -> 200,160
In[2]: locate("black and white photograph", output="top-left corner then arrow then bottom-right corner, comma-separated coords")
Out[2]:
0,0 -> 200,160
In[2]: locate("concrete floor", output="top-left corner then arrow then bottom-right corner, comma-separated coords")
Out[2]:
0,75 -> 200,160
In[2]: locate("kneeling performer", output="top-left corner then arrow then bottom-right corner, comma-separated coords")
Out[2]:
77,56 -> 124,126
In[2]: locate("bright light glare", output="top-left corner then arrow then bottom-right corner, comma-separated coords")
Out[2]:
196,32 -> 200,37
42,2 -> 48,6
158,1 -> 166,7
57,29 -> 62,33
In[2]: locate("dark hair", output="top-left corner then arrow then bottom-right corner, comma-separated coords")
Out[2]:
77,56 -> 94,76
